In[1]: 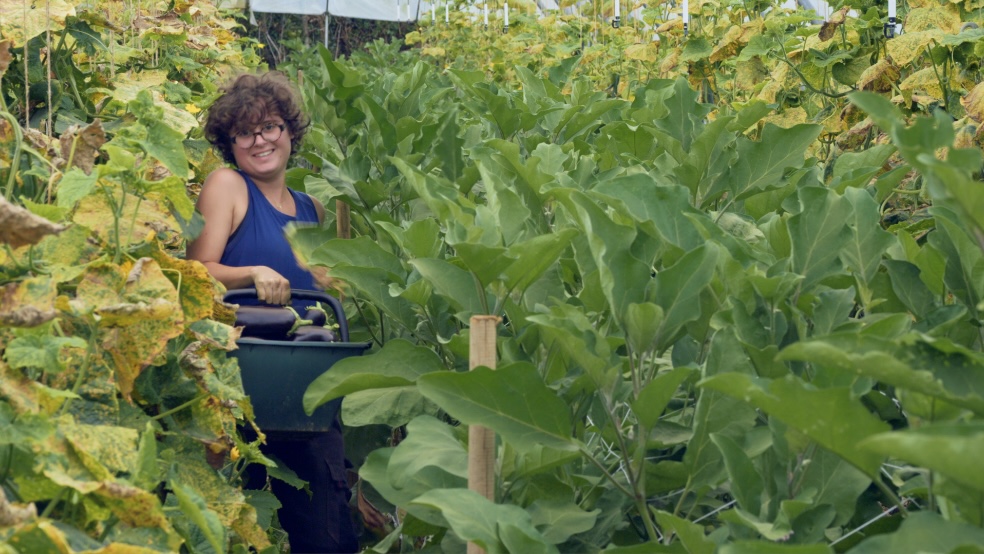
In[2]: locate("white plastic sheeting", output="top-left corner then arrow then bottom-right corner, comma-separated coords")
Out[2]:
249,0 -> 425,21
328,0 -> 424,21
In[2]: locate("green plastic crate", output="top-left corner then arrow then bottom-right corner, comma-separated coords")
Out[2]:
230,338 -> 370,433
224,289 -> 370,433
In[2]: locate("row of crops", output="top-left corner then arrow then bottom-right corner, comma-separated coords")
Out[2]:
1,0 -> 984,552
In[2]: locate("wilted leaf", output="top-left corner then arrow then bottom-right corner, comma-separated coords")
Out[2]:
59,121 -> 106,175
0,488 -> 36,526
0,277 -> 57,328
710,25 -> 744,63
0,40 -> 12,76
857,57 -> 901,92
818,7 -> 849,41
961,82 -> 984,123
0,196 -> 66,248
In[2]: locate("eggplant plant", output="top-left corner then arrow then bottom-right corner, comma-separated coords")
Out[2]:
292,42 -> 984,553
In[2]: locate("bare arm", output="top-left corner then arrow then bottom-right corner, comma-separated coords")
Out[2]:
186,168 -> 292,304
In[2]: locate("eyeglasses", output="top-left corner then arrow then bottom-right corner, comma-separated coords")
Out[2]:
232,122 -> 286,148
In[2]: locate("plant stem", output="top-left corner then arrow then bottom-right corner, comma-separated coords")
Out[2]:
151,393 -> 209,421
1,111 -> 25,201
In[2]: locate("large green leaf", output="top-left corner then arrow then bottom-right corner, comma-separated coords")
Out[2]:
558,189 -> 651,318
592,177 -> 704,251
841,188 -> 895,286
655,510 -> 716,554
787,187 -> 852,292
527,499 -> 600,545
501,229 -> 579,296
417,362 -> 577,453
707,124 -> 821,205
411,488 -> 559,554
778,334 -> 984,416
683,329 -> 758,490
654,77 -> 709,152
846,511 -> 984,554
411,257 -> 490,316
650,244 -> 719,352
631,367 -> 693,430
860,423 -> 984,492
700,374 -> 890,477
309,236 -> 406,281
327,266 -> 418,331
388,416 -> 468,487
304,339 -> 445,414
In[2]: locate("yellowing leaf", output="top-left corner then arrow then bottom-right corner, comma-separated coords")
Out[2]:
421,46 -> 447,57
656,19 -> 683,33
62,422 -> 139,476
904,6 -> 961,33
961,82 -> 984,123
710,25 -> 743,63
899,66 -> 947,100
763,107 -> 809,129
886,30 -> 945,66
0,361 -> 40,414
0,0 -> 76,47
73,187 -> 182,248
149,247 -> 216,323
100,259 -> 184,400
5,521 -> 72,552
625,43 -> 659,62
857,57 -> 901,92
0,277 -> 57,328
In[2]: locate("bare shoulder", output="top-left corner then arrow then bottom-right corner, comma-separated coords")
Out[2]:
201,167 -> 247,194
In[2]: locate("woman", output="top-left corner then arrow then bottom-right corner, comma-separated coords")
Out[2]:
188,71 -> 359,554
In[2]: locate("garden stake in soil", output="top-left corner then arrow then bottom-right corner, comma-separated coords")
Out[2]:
467,314 -> 499,554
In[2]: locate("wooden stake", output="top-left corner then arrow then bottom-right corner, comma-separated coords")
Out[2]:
467,315 -> 499,554
336,200 -> 351,239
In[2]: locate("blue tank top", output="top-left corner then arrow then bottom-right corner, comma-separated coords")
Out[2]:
220,170 -> 319,292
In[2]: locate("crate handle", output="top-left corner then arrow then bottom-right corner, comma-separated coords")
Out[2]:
223,289 -> 350,342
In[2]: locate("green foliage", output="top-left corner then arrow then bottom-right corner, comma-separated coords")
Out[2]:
283,29 -> 984,552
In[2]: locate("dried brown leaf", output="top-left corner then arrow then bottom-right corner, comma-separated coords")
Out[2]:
0,40 -> 12,75
59,120 -> 106,175
0,278 -> 57,328
0,196 -> 66,248
0,485 -> 36,526
819,7 -> 849,41
962,82 -> 984,123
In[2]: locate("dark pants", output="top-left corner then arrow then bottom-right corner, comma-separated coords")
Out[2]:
247,422 -> 359,554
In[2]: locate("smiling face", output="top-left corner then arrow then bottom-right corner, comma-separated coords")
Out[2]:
230,115 -> 293,183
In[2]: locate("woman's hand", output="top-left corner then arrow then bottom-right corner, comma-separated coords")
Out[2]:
250,266 -> 291,305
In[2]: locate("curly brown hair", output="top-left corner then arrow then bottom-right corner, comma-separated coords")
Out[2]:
203,71 -> 310,165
